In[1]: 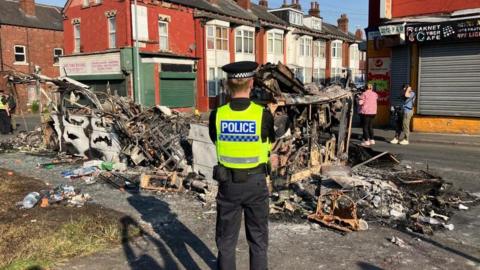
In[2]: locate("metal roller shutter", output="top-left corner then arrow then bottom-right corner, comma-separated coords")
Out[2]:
160,72 -> 196,108
419,42 -> 480,117
390,46 -> 410,107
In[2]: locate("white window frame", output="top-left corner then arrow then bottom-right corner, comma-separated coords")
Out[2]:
215,26 -> 229,51
319,40 -> 326,58
313,41 -> 319,58
306,38 -> 312,57
208,67 -> 226,97
289,11 -> 303,26
268,32 -> 284,55
159,21 -> 169,51
235,29 -> 254,54
331,67 -> 342,82
14,45 -> 27,64
108,17 -> 116,49
207,25 -> 215,50
332,40 -> 342,59
74,24 -> 81,53
53,48 -> 63,65
299,37 -> 305,56
94,0 -> 102,4
82,0 -> 89,7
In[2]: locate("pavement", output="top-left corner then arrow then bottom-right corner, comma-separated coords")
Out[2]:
351,127 -> 480,146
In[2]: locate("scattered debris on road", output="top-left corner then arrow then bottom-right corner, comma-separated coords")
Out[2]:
1,67 -> 478,234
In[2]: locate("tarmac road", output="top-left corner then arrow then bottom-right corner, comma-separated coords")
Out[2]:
0,126 -> 479,270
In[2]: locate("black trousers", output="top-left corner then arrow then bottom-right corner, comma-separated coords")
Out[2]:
216,173 -> 269,270
0,110 -> 10,134
361,114 -> 375,141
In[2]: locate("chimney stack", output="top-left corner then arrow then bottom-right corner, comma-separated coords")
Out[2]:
259,0 -> 268,8
235,0 -> 251,10
308,1 -> 320,17
20,0 -> 36,17
355,29 -> 364,40
337,14 -> 349,33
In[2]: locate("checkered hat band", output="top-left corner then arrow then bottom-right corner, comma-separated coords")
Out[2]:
219,134 -> 259,142
227,72 -> 255,79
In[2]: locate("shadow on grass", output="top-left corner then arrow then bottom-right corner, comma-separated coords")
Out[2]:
121,194 -> 216,270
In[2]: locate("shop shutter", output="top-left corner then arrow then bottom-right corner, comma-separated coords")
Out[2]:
141,63 -> 156,107
160,72 -> 196,108
390,46 -> 410,107
418,42 -> 480,117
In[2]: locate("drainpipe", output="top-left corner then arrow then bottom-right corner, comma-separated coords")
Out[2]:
0,26 -> 3,71
133,0 -> 142,104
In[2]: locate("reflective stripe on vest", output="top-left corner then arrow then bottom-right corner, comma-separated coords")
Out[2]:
0,101 -> 5,110
215,102 -> 269,169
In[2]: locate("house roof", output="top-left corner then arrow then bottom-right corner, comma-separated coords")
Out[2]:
166,0 -> 256,22
251,4 -> 287,27
322,22 -> 356,42
0,0 -> 62,31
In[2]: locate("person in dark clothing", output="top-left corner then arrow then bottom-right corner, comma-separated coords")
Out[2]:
208,61 -> 275,270
6,93 -> 16,132
0,90 -> 11,134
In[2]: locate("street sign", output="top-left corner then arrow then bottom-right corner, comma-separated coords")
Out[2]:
379,24 -> 404,36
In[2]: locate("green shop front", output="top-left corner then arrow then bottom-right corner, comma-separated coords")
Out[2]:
140,52 -> 198,109
59,50 -> 129,97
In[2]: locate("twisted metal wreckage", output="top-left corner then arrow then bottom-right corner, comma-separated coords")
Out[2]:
5,64 -> 365,232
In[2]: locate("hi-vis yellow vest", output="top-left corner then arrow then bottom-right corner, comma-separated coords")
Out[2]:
215,102 -> 270,169
0,100 -> 5,110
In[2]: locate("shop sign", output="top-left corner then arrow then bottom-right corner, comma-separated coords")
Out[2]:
406,18 -> 480,43
368,57 -> 390,106
379,24 -> 404,36
60,52 -> 121,76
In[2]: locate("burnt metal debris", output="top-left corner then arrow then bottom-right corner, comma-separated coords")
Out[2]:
2,67 -> 478,234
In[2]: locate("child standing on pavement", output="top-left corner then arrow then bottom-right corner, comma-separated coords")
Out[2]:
358,84 -> 378,146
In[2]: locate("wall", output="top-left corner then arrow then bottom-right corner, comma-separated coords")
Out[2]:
144,3 -> 196,56
392,0 -> 480,18
63,0 -> 129,54
0,25 -> 63,113
0,25 -> 63,77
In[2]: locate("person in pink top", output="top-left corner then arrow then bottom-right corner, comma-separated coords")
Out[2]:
358,84 -> 378,146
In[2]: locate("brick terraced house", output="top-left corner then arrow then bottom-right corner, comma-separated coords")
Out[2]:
0,0 -> 63,112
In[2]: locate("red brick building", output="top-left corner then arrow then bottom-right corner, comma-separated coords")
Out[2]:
0,0 -> 63,112
62,0 -> 366,112
367,0 -> 480,134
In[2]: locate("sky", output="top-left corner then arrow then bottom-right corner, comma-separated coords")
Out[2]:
37,0 -> 369,32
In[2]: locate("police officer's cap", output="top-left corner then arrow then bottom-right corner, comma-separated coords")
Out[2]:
222,61 -> 258,79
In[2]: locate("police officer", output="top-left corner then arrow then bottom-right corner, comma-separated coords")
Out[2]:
0,90 -> 11,134
209,61 -> 275,270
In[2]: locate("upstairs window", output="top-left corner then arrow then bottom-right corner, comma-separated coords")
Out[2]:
299,38 -> 305,56
207,26 -> 215,50
159,21 -> 169,51
267,32 -> 283,55
216,27 -> 228,51
332,41 -> 342,59
74,24 -> 81,53
313,41 -> 319,57
319,40 -> 326,58
305,38 -> 311,56
14,45 -> 26,63
235,30 -> 254,54
53,48 -> 63,64
108,17 -> 116,49
289,11 -> 303,26
312,19 -> 321,30
82,0 -> 89,7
